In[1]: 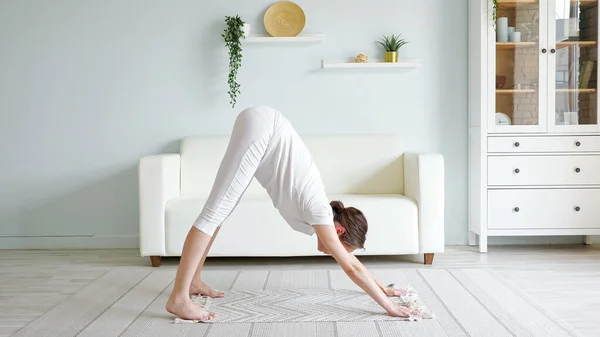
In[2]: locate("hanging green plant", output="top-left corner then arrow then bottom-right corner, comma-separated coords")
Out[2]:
222,15 -> 245,109
492,0 -> 499,29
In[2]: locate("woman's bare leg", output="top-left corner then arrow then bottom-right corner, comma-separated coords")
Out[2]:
165,107 -> 273,320
166,227 -> 216,321
189,226 -> 224,298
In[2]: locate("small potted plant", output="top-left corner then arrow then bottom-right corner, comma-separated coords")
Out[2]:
376,34 -> 408,63
222,15 -> 245,109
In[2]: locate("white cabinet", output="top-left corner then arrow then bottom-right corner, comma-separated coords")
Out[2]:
468,0 -> 600,252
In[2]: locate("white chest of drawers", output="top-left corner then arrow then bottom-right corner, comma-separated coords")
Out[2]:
470,135 -> 600,252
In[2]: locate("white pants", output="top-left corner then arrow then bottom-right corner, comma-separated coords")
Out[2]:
193,106 -> 286,236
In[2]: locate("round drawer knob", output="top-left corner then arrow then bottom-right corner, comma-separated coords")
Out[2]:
514,207 -> 520,212
514,142 -> 520,147
575,141 -> 581,147
575,167 -> 581,173
575,206 -> 581,212
514,168 -> 520,173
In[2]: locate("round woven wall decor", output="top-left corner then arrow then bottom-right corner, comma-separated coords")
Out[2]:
264,1 -> 306,37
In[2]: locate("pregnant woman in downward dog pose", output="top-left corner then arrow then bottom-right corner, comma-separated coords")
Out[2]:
166,105 -> 422,321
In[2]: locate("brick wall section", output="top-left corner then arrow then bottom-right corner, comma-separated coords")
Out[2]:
513,5 -> 539,125
578,5 -> 598,125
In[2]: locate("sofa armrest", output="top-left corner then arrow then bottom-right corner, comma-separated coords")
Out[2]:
138,154 -> 181,257
403,152 -> 445,254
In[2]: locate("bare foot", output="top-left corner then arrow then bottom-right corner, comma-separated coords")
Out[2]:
166,293 -> 215,321
190,281 -> 225,298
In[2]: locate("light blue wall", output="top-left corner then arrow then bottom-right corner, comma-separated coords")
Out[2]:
0,0 -> 470,248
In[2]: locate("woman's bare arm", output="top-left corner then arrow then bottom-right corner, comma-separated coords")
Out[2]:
313,225 -> 412,316
346,254 -> 405,297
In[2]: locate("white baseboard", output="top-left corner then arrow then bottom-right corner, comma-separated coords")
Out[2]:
0,235 -> 139,249
485,236 -> 594,245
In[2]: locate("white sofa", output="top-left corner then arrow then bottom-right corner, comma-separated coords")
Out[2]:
138,135 -> 445,267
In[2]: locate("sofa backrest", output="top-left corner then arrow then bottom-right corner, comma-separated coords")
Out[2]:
180,135 -> 404,197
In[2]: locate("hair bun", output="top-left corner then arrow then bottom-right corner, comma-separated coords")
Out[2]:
330,200 -> 345,215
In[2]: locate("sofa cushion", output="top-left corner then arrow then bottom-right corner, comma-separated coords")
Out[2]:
164,193 -> 418,257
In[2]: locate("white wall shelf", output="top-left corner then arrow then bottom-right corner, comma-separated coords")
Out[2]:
243,34 -> 325,44
321,59 -> 420,69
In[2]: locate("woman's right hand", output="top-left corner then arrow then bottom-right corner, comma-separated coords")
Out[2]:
387,305 -> 423,319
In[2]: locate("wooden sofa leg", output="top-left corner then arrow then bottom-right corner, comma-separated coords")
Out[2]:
150,256 -> 162,267
424,253 -> 434,265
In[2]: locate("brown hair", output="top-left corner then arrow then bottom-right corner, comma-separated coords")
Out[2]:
330,200 -> 368,249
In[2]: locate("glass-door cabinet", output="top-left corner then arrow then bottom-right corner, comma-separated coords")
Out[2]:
491,0 -> 599,133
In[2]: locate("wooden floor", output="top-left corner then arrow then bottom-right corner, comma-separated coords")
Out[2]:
1,245 -> 599,337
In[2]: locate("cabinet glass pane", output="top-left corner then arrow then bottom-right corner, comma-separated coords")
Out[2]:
495,0 -> 541,127
553,0 -> 598,126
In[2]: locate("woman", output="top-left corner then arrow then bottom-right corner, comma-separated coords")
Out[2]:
166,105 -> 422,321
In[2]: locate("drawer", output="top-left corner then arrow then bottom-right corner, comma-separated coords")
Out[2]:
488,136 -> 600,153
488,155 -> 600,186
488,189 -> 600,229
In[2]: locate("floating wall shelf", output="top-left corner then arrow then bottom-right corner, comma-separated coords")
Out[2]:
243,34 -> 325,44
321,59 -> 420,69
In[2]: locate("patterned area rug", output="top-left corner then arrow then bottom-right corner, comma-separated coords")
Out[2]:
177,288 -> 432,323
12,268 -> 583,337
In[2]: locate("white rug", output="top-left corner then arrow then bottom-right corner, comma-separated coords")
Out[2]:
12,268 -> 583,337
175,287 -> 432,323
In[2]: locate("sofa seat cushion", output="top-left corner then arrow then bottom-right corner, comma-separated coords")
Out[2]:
164,194 -> 419,257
